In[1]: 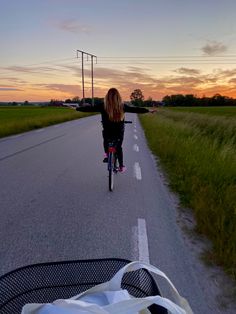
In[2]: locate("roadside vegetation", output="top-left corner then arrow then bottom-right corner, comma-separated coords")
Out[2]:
0,106 -> 95,138
139,107 -> 236,280
169,106 -> 236,117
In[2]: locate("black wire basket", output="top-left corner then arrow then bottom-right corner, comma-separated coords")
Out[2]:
0,258 -> 167,314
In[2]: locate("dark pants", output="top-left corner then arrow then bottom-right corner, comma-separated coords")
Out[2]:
103,130 -> 124,167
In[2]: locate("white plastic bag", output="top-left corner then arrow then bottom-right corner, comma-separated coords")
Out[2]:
21,261 -> 193,314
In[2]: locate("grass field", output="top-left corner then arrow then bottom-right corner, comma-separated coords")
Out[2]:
169,106 -> 236,117
0,106 -> 95,138
139,107 -> 236,280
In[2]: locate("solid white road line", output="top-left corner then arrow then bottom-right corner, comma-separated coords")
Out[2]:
134,134 -> 138,140
134,162 -> 142,180
138,218 -> 150,263
133,144 -> 139,152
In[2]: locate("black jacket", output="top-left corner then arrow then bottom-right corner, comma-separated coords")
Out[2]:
76,103 -> 148,136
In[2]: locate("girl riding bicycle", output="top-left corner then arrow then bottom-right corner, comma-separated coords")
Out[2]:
76,88 -> 155,172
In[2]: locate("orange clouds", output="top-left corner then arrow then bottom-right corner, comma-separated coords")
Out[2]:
1,63 -> 236,101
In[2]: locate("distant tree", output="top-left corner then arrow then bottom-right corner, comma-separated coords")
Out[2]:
162,93 -> 236,107
49,99 -> 63,106
65,98 -> 72,103
84,98 -> 92,104
184,94 -> 198,106
24,100 -> 31,106
211,94 -> 227,106
162,94 -> 184,106
143,97 -> 153,107
72,96 -> 80,103
94,97 -> 104,106
130,89 -> 144,107
162,95 -> 172,106
162,95 -> 181,106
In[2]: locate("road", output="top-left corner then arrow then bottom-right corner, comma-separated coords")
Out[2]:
0,114 -> 233,313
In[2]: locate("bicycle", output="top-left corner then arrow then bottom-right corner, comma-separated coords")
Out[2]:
107,120 -> 132,192
0,258 -> 167,314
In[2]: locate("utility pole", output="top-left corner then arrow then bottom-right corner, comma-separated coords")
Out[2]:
91,55 -> 94,106
77,50 -> 97,105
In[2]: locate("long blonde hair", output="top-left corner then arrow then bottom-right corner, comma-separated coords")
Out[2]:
104,88 -> 124,122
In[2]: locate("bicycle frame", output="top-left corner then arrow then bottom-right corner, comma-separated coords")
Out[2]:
107,141 -> 118,191
106,121 -> 132,192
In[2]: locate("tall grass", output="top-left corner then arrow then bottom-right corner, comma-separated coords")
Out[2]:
139,108 -> 236,279
0,107 -> 95,138
170,106 -> 236,117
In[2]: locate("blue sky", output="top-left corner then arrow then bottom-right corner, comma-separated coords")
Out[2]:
1,0 -> 236,101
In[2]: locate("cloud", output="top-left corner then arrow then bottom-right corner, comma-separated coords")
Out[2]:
167,76 -> 203,86
38,83 -> 81,95
1,66 -> 59,75
55,19 -> 92,33
2,59 -> 236,100
0,77 -> 28,84
70,65 -> 228,98
0,87 -> 22,91
174,67 -> 201,76
127,66 -> 151,73
213,68 -> 236,79
94,67 -> 159,85
201,41 -> 227,56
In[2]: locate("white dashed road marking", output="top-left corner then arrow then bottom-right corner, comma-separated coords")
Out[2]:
133,144 -> 139,152
138,218 -> 150,263
134,162 -> 142,180
132,219 -> 150,263
134,135 -> 138,140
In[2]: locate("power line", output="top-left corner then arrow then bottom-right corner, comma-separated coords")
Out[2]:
13,57 -> 76,67
98,55 -> 236,58
96,62 -> 236,65
2,54 -> 236,67
1,53 -> 236,78
1,56 -> 236,71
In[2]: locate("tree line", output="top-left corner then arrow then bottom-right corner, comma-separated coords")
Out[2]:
162,93 -> 236,107
62,89 -> 161,107
63,89 -> 236,107
3,89 -> 236,107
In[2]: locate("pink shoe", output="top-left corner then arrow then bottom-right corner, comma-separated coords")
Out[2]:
118,166 -> 127,173
103,153 -> 108,163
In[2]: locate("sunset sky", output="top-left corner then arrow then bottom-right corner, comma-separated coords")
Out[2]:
1,0 -> 236,102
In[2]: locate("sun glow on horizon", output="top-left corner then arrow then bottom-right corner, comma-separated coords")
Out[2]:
1,62 -> 236,102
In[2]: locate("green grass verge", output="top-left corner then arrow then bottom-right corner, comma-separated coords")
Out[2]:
169,106 -> 236,117
0,107 -> 96,138
139,108 -> 236,279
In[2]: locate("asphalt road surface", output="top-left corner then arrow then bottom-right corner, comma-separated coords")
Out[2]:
0,114 -> 232,313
